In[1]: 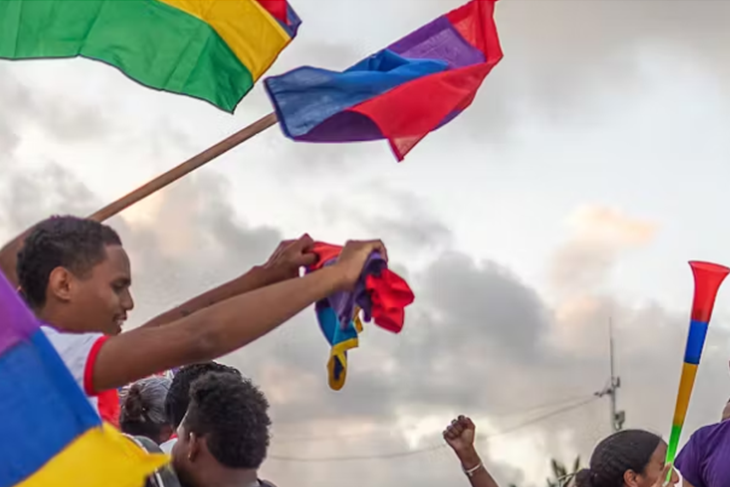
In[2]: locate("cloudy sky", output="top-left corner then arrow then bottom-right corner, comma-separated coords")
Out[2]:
3,0 -> 730,485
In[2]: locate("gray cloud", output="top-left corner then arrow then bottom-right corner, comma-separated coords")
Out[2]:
0,65 -> 109,145
320,186 -> 453,253
423,0 -> 730,146
0,162 -> 98,238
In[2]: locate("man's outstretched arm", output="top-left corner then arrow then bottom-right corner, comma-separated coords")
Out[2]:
141,235 -> 317,329
90,239 -> 384,392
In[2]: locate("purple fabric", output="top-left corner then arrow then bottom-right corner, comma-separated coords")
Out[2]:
675,420 -> 730,487
317,252 -> 386,329
388,16 -> 485,69
298,111 -> 383,142
0,272 -> 38,355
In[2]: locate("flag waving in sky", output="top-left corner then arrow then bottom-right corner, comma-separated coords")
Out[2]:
0,0 -> 301,112
264,0 -> 503,160
0,272 -> 166,487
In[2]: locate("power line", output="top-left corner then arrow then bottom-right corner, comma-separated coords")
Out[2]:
274,393 -> 595,445
268,396 -> 599,462
481,396 -> 598,440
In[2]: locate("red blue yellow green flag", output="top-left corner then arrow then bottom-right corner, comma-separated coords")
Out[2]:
0,0 -> 301,112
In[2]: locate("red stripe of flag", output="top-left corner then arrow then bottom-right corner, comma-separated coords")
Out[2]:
256,0 -> 289,24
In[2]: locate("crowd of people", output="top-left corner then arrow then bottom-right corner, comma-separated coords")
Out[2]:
1,214 -> 728,487
118,362 -> 276,487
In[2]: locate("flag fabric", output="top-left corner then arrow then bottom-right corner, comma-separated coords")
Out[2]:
0,273 -> 167,487
264,0 -> 502,160
0,0 -> 301,113
306,242 -> 414,390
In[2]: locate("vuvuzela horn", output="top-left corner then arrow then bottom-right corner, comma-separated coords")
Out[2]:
666,261 -> 730,471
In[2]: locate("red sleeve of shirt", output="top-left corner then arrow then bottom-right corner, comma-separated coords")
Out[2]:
98,389 -> 120,427
83,335 -> 109,396
81,335 -> 120,426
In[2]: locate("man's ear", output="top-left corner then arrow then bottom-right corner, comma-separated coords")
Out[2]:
47,267 -> 73,303
188,432 -> 201,462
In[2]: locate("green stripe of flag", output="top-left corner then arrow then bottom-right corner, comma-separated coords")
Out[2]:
0,0 -> 253,112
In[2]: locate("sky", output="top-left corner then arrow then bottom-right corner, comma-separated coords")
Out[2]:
2,0 -> 730,486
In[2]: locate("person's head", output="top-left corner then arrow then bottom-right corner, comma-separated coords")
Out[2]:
722,398 -> 730,421
120,376 -> 174,445
165,362 -> 241,429
575,430 -> 673,487
172,372 -> 271,487
16,215 -> 132,335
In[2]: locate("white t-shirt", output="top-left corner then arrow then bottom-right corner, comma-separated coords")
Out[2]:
41,325 -> 110,415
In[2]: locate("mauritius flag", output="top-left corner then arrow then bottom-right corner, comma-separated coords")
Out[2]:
0,0 -> 301,113
0,272 -> 166,487
264,0 -> 503,161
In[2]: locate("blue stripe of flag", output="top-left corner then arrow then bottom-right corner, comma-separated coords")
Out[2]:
265,50 -> 448,139
0,330 -> 100,486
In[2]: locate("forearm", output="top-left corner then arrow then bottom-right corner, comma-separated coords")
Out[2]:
193,266 -> 342,355
142,265 -> 282,329
455,447 -> 500,487
93,266 -> 343,391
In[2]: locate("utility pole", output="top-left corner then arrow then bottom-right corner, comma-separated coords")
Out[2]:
595,318 -> 625,432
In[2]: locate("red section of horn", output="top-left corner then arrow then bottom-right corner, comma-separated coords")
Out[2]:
689,261 -> 730,323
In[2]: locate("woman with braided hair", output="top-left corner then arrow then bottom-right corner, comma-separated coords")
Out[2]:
121,376 -> 181,487
575,430 -> 678,487
120,376 -> 174,445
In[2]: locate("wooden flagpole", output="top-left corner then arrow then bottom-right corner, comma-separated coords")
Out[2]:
88,112 -> 278,222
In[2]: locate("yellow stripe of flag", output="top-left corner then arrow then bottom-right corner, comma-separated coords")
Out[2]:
18,424 -> 168,487
160,0 -> 291,80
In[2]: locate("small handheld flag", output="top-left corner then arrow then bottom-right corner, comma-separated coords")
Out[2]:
666,261 -> 729,471
265,0 -> 503,160
306,242 -> 414,390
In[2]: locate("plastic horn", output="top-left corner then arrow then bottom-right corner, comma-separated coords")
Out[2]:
666,261 -> 730,469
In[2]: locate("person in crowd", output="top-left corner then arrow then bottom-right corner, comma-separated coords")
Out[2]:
160,362 -> 241,453
120,376 -> 173,445
575,430 -> 677,487
171,371 -> 276,487
443,415 -> 501,487
674,397 -> 730,487
2,215 -> 385,422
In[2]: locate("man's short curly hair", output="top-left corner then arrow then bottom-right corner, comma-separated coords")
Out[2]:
184,372 -> 271,470
16,216 -> 122,309
165,362 -> 242,429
